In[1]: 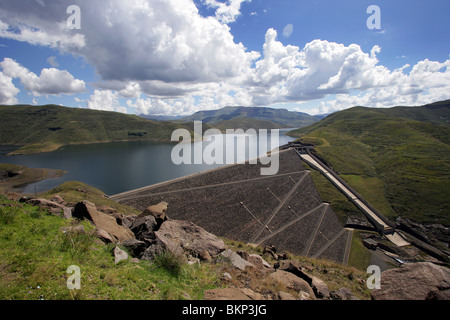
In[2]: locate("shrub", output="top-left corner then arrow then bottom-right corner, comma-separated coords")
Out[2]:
154,251 -> 184,277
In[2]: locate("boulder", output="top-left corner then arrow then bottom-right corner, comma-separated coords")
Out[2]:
51,195 -> 66,205
121,238 -> 147,257
198,249 -> 212,262
156,220 -> 225,259
238,251 -> 272,271
278,291 -> 296,300
96,205 -> 119,215
330,288 -> 358,300
152,230 -> 186,262
275,259 -> 304,277
298,291 -> 311,300
140,224 -> 187,262
140,201 -> 168,220
130,215 -> 158,243
263,245 -> 278,260
371,262 -> 450,300
276,259 -> 329,299
73,200 -> 135,243
268,270 -> 316,299
96,228 -> 114,243
308,275 -> 330,299
222,272 -> 233,281
97,205 -> 124,226
122,214 -> 138,229
62,207 -> 72,219
221,249 -> 254,270
26,198 -> 71,219
248,254 -> 273,271
140,244 -> 163,261
113,246 -> 128,264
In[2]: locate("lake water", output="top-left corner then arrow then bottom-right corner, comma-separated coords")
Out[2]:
0,129 -> 295,195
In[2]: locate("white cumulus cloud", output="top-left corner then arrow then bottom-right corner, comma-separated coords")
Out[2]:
0,58 -> 86,96
87,90 -> 127,114
282,24 -> 293,38
0,71 -> 19,104
202,0 -> 250,24
0,1 -> 449,116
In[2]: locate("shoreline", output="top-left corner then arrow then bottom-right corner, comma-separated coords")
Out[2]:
3,138 -> 178,156
0,163 -> 66,194
2,128 -> 297,156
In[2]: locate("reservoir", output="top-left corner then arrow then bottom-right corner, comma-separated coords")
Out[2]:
0,129 -> 295,195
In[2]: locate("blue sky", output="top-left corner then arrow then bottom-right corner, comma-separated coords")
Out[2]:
0,0 -> 449,115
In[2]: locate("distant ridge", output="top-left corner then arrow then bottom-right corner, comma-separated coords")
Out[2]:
0,104 -> 193,155
180,106 -> 321,130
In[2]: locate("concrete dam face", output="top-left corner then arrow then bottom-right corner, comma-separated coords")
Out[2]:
112,149 -> 352,264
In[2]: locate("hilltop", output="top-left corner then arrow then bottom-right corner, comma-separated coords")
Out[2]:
0,104 -> 194,155
288,100 -> 450,226
180,106 -> 321,130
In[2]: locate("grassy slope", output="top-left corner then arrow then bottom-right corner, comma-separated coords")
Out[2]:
0,198 -> 218,300
0,104 -> 193,155
0,182 -> 371,300
288,101 -> 450,225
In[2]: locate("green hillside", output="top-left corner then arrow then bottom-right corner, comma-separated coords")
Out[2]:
0,105 -> 193,155
181,106 -> 320,129
214,117 -> 286,130
288,100 -> 450,226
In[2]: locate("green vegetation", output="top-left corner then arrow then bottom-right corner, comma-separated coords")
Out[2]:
0,196 -> 219,300
181,106 -> 320,129
0,104 -> 194,155
289,100 -> 450,225
0,163 -> 65,192
347,231 -> 373,271
0,184 -> 372,300
214,117 -> 286,131
39,181 -> 141,216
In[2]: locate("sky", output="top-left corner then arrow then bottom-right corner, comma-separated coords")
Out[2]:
0,0 -> 449,116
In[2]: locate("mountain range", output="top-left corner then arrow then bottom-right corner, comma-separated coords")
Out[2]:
288,99 -> 450,226
175,106 -> 322,130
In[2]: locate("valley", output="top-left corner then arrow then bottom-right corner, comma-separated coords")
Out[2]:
0,100 -> 449,301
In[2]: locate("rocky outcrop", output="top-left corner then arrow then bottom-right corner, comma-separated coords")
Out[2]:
25,198 -> 72,219
141,219 -> 226,262
269,270 -> 316,299
130,215 -> 158,244
15,194 -> 363,300
221,249 -> 254,270
73,200 -> 135,243
159,220 -> 225,256
371,262 -> 450,300
139,201 -> 168,221
275,259 -> 329,298
121,238 -> 147,257
238,250 -> 272,271
330,287 -> 358,300
396,217 -> 450,249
